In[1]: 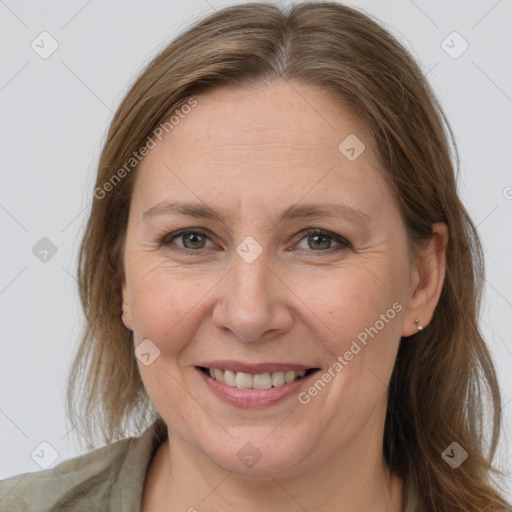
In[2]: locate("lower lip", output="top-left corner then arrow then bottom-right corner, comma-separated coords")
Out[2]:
196,367 -> 319,408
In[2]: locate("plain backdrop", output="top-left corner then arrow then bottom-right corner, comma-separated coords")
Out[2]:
1,0 -> 511,502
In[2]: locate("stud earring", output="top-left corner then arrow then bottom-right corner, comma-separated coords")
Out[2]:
414,317 -> 423,331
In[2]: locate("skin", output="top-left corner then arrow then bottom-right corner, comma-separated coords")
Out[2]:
120,79 -> 448,512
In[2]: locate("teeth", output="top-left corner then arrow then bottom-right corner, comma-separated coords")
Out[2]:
223,370 -> 236,387
271,371 -> 285,387
285,370 -> 296,384
204,368 -> 311,389
235,371 -> 252,389
253,373 -> 272,389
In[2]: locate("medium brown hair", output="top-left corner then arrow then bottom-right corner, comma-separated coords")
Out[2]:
66,2 -> 511,510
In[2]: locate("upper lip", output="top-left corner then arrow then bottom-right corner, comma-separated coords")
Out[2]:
198,360 -> 317,373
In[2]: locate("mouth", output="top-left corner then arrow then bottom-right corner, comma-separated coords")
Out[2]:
197,366 -> 318,389
196,363 -> 321,408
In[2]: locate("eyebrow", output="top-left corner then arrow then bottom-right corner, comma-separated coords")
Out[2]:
143,201 -> 371,225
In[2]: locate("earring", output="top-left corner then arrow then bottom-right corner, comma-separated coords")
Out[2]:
122,311 -> 127,316
414,317 -> 423,331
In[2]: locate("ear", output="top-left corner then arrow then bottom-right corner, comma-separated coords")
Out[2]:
401,222 -> 449,337
120,269 -> 133,331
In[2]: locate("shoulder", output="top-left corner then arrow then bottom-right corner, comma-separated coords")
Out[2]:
0,436 -> 132,512
0,419 -> 167,512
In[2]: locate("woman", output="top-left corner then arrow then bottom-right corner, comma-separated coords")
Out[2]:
1,2 -> 510,511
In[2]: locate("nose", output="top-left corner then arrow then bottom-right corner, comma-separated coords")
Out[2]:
212,247 -> 293,342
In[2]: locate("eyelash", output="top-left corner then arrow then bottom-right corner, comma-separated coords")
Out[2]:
159,228 -> 352,255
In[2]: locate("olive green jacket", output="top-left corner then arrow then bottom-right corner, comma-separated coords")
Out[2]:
0,419 -> 419,511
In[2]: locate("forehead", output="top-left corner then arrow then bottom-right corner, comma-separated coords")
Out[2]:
132,80 -> 389,217
157,80 -> 375,159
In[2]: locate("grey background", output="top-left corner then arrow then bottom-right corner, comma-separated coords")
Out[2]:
1,0 -> 511,502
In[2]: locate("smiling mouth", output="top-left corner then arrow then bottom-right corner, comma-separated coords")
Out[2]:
198,366 -> 319,390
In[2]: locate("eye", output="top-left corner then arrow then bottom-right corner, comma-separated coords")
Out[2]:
160,229 -> 215,251
294,228 -> 352,253
160,228 -> 351,255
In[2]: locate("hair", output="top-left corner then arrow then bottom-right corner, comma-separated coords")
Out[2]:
65,2 -> 511,510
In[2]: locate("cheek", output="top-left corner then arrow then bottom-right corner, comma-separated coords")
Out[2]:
293,257 -> 404,356
128,251 -> 207,324
128,261 -> 205,415
292,262 -> 405,421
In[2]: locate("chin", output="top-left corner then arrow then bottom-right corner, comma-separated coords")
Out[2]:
199,434 -> 311,479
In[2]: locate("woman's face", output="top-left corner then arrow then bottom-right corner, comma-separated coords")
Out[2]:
121,80 -> 420,477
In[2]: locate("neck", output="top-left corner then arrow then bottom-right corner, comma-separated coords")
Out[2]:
145,423 -> 404,512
